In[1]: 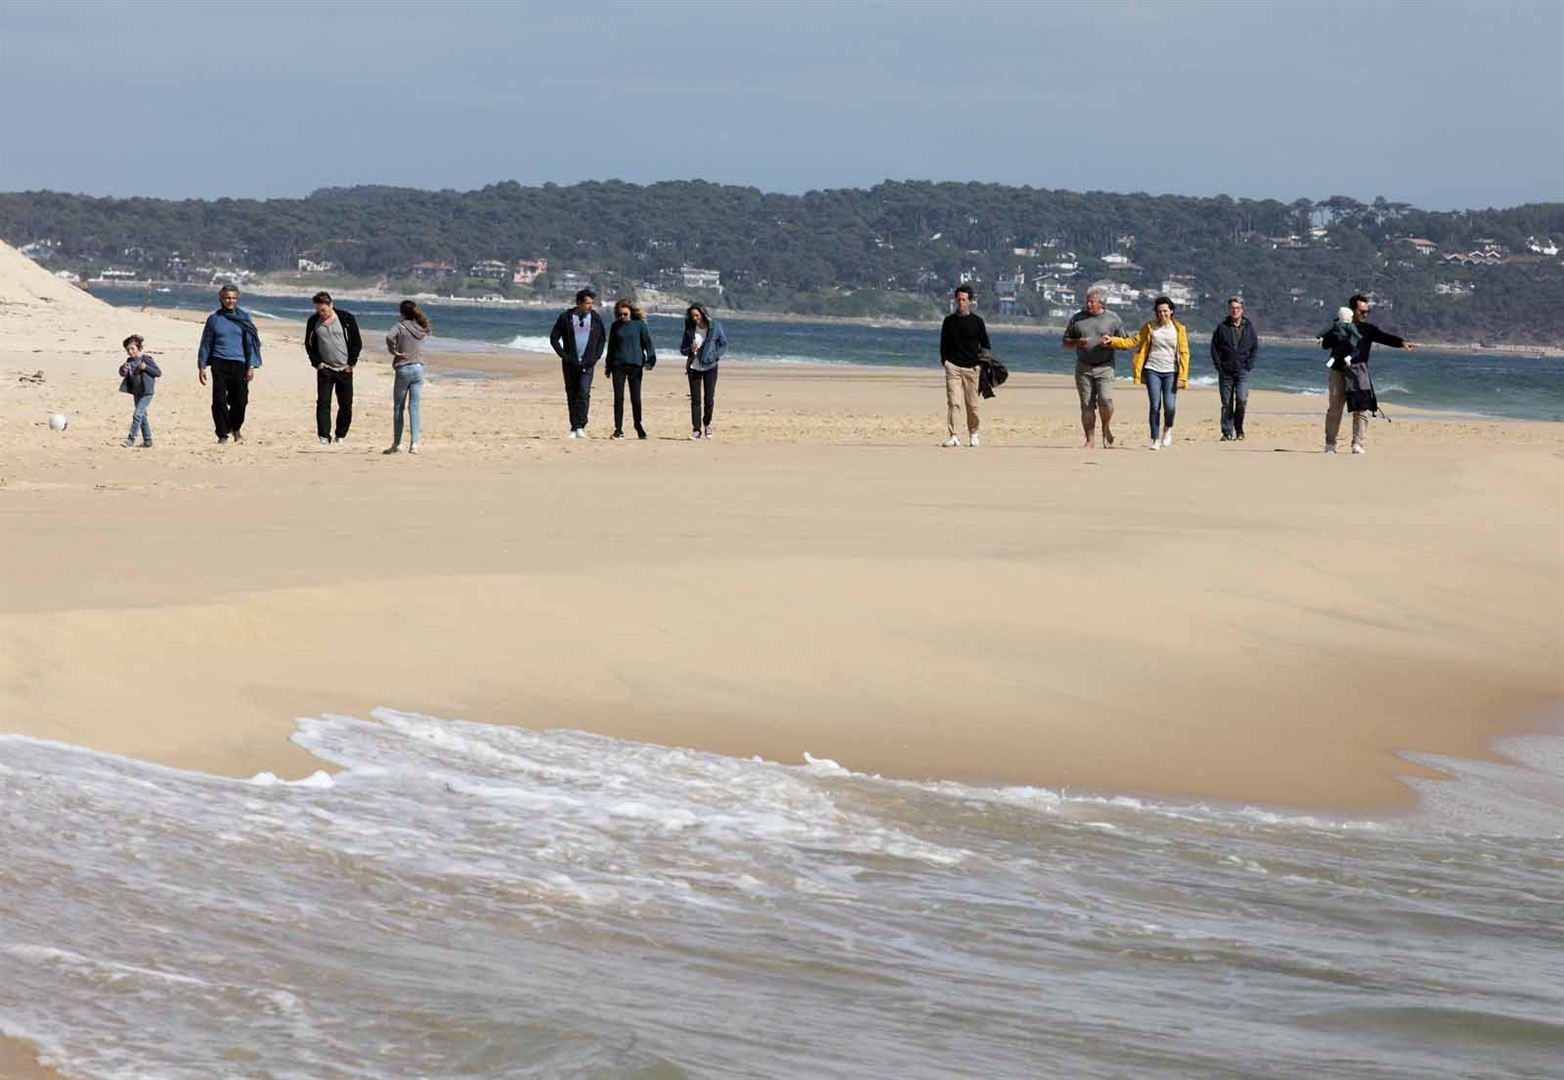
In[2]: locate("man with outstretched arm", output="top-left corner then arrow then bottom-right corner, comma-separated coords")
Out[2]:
197,284 -> 263,444
1064,284 -> 1123,448
1323,293 -> 1416,454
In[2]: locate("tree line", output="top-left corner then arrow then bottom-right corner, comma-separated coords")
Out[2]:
1,180 -> 1560,343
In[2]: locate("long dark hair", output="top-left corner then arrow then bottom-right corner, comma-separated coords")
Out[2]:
399,299 -> 431,332
684,303 -> 709,330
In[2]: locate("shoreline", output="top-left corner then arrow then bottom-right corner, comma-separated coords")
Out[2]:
101,281 -> 1564,358
5,242 -> 1563,817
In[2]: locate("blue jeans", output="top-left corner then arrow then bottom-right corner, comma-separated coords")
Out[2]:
1218,369 -> 1250,437
1144,371 -> 1176,439
128,394 -> 153,444
392,363 -> 424,446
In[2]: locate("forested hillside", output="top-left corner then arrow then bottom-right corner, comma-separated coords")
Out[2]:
3,180 -> 1560,342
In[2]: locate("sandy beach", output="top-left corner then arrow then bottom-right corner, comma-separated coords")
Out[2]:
3,241 -> 1562,814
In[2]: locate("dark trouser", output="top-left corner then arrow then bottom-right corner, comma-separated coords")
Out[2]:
209,358 -> 249,438
612,367 -> 644,431
316,366 -> 353,439
688,366 -> 718,430
1218,369 -> 1249,437
562,360 -> 594,430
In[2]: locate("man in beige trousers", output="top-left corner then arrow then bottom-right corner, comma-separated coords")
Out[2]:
939,284 -> 990,447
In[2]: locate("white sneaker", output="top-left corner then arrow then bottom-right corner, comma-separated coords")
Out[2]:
1324,443 -> 1337,454
703,426 -> 712,439
408,443 -> 420,455
1149,440 -> 1160,451
1351,443 -> 1366,455
943,435 -> 961,447
691,430 -> 702,440
578,429 -> 590,439
1162,431 -> 1174,447
569,429 -> 580,439
968,432 -> 980,447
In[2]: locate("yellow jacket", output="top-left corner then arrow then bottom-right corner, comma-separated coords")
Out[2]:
1108,320 -> 1190,385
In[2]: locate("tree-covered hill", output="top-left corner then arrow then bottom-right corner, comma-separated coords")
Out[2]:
2,180 -> 1559,343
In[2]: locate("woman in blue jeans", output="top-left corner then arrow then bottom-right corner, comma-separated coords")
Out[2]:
680,303 -> 727,439
384,300 -> 431,454
1105,296 -> 1189,450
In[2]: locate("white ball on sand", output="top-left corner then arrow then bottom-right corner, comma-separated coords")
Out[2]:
48,413 -> 69,431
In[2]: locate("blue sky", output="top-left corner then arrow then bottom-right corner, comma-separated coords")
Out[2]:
1,0 -> 1559,210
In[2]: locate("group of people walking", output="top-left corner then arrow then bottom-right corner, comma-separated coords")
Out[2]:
547,289 -> 728,440
116,283 -> 1413,455
940,283 -> 1413,454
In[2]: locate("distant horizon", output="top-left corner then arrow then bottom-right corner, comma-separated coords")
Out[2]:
3,176 -> 1558,216
1,0 -> 1559,213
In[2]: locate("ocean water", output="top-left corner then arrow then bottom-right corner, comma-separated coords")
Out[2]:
3,709 -> 1562,1079
95,287 -> 1564,421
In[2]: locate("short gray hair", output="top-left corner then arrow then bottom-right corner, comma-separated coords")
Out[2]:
1085,285 -> 1108,304
1227,296 -> 1244,306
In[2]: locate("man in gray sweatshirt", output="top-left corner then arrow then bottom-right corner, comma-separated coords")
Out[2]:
1062,285 -> 1124,448
304,291 -> 362,444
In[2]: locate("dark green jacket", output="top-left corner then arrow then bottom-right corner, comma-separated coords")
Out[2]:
605,319 -> 657,371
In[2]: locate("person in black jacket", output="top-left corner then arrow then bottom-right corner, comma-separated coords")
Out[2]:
549,288 -> 607,438
1209,297 -> 1259,441
304,291 -> 363,444
1321,294 -> 1417,454
939,284 -> 990,447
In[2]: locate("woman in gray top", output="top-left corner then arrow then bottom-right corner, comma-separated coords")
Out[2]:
384,300 -> 431,455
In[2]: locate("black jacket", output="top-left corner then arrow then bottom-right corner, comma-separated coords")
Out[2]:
1322,320 -> 1406,365
1210,318 -> 1259,374
304,310 -> 363,368
977,347 -> 1008,399
550,308 -> 607,367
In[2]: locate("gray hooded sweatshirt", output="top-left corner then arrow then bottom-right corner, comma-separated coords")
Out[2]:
386,320 -> 428,368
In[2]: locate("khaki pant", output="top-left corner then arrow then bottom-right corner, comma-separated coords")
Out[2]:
944,361 -> 980,437
1325,367 -> 1369,448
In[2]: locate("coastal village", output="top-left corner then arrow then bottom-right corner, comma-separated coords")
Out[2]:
16,229 -> 1561,328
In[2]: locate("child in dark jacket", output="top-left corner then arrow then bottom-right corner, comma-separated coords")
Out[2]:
118,334 -> 162,447
1320,306 -> 1361,369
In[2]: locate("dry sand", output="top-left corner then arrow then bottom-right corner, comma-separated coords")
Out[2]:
2,241 -> 1561,813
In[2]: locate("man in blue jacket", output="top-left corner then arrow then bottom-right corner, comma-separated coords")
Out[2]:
197,284 -> 263,443
548,288 -> 606,438
1210,297 -> 1259,441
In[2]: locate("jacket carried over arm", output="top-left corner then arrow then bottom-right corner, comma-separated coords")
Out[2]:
1210,318 -> 1259,374
304,310 -> 363,368
1108,320 -> 1190,385
549,309 -> 607,367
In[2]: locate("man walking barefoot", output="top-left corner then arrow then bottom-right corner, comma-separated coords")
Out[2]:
1063,285 -> 1123,448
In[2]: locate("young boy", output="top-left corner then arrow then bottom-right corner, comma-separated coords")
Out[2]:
1321,306 -> 1361,369
118,334 -> 162,447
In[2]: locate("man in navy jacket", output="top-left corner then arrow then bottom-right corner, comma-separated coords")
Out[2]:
1210,297 -> 1259,441
549,288 -> 606,438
